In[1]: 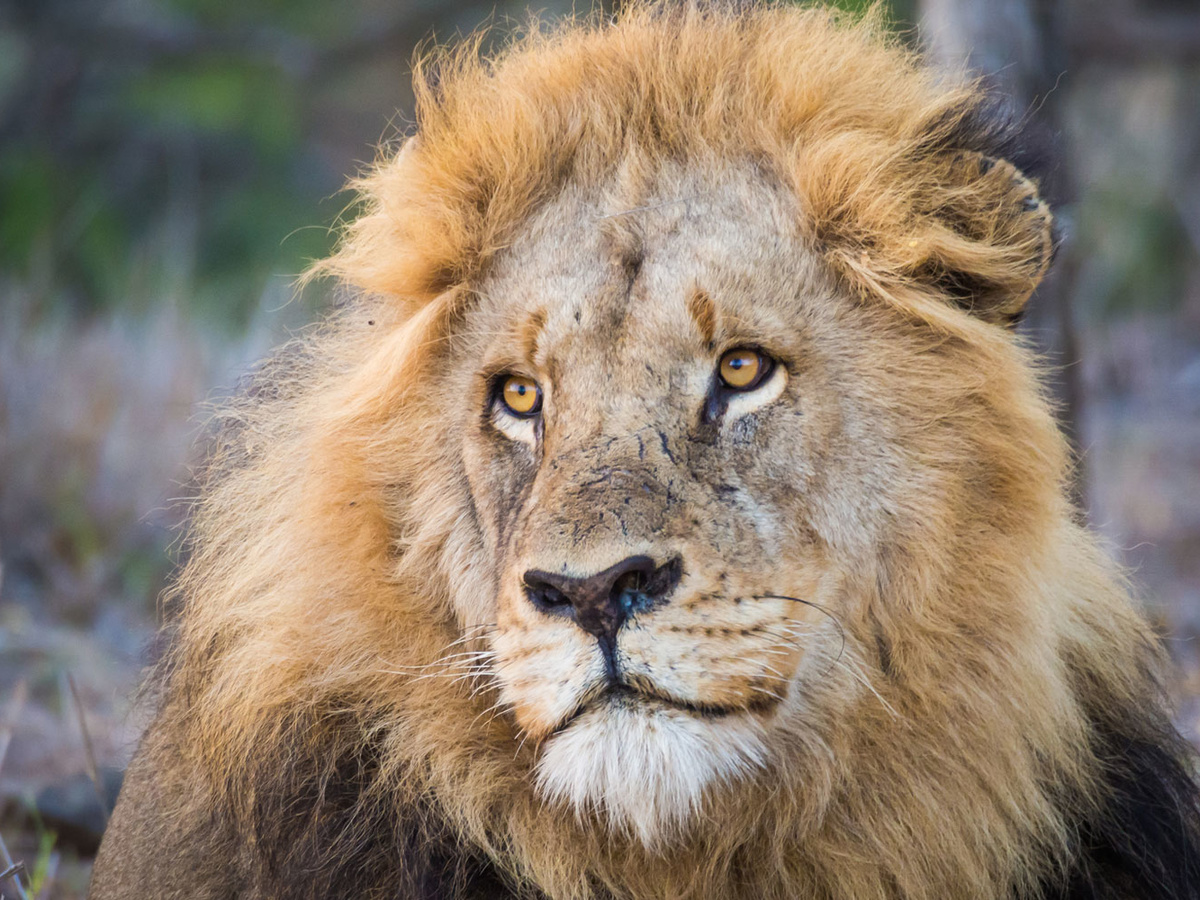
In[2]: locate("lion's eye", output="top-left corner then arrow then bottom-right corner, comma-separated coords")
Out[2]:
718,348 -> 772,391
500,375 -> 543,416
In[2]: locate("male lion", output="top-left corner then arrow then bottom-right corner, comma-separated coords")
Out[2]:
91,4 -> 1200,899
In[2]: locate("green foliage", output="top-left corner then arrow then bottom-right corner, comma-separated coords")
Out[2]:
820,0 -> 883,14
0,0 -> 347,327
816,0 -> 915,26
126,61 -> 300,154
160,0 -> 364,37
0,153 -> 57,269
119,546 -> 169,607
1079,186 -> 1190,314
52,465 -> 106,575
12,804 -> 59,898
28,825 -> 57,897
0,150 -> 136,313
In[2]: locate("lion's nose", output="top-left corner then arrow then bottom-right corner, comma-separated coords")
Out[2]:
523,555 -> 682,644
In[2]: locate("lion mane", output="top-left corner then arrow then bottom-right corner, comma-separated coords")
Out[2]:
92,4 -> 1200,900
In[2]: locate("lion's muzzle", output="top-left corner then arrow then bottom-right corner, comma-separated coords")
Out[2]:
523,555 -> 683,667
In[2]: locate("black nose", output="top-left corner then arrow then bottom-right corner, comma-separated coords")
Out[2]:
523,555 -> 682,643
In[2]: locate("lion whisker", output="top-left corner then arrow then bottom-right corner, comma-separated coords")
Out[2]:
439,625 -> 498,652
748,684 -> 787,704
466,678 -> 501,701
513,726 -> 537,760
834,656 -> 899,719
711,656 -> 790,681
376,649 -> 498,677
755,627 -> 820,647
469,696 -> 514,732
758,594 -> 846,667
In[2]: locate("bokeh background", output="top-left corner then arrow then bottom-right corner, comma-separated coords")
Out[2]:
1,0 -> 1198,894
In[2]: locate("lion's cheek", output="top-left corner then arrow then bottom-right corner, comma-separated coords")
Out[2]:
492,622 -> 601,738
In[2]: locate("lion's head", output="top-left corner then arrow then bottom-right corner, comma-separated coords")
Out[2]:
450,147 -> 1059,845
147,5 -> 1200,899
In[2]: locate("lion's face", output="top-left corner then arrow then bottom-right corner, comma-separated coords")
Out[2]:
449,162 -> 911,842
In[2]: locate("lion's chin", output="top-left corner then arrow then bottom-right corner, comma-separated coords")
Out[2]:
533,695 -> 769,847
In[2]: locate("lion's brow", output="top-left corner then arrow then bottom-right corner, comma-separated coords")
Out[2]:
687,287 -> 718,348
518,308 -> 547,361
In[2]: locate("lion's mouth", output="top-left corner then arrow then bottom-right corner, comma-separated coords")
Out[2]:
552,681 -> 773,735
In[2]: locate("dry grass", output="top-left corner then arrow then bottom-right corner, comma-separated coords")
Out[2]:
0,284 -> 298,898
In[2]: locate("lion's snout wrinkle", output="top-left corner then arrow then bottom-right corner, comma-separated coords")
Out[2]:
521,448 -> 678,550
523,554 -> 682,643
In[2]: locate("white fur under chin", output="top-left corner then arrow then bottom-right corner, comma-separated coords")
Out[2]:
534,700 -> 768,847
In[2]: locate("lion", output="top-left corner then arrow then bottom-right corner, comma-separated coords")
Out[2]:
90,4 -> 1200,899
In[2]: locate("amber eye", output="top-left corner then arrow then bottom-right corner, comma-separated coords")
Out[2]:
500,375 -> 543,416
718,348 -> 772,391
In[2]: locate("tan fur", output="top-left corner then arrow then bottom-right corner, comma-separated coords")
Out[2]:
143,5 -> 1166,899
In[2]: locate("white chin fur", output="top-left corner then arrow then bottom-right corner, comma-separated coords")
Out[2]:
534,700 -> 768,847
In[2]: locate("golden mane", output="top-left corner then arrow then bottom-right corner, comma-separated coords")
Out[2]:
318,1 -> 1052,330
90,5 -> 1200,900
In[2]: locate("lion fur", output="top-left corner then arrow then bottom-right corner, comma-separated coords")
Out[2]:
90,4 -> 1200,899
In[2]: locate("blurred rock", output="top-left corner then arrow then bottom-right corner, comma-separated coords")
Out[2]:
32,768 -> 124,856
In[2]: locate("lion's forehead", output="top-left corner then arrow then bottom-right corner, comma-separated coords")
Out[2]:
475,162 -> 819,375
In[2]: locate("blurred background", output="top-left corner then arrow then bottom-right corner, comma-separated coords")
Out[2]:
0,0 -> 1197,894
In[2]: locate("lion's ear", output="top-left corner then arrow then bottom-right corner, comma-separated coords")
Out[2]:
918,151 -> 1056,326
